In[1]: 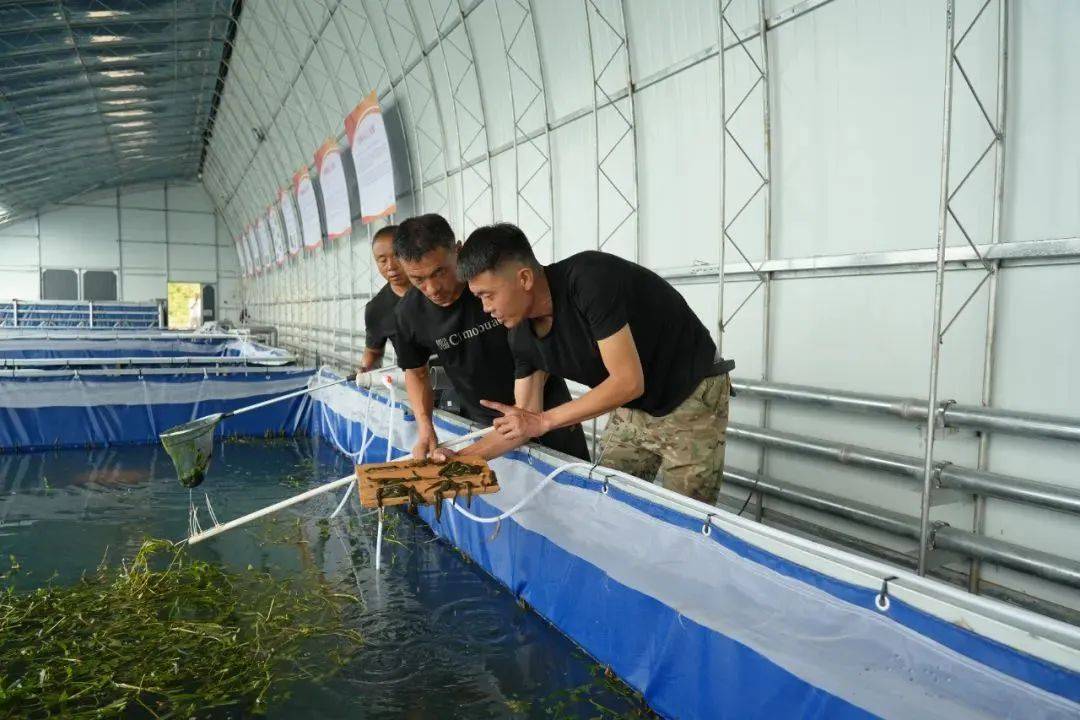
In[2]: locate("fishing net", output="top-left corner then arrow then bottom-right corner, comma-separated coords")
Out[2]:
160,413 -> 222,488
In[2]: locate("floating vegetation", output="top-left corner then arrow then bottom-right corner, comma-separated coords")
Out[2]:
0,539 -> 362,719
522,661 -> 660,719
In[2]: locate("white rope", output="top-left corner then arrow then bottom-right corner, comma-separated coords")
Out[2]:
315,365 -> 383,520
375,507 -> 385,570
204,492 -> 220,526
188,488 -> 202,537
375,374 -> 396,571
448,461 -> 597,524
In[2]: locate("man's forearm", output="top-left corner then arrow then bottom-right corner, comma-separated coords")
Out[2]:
540,375 -> 639,433
403,366 -> 436,430
360,347 -> 383,372
453,428 -> 524,461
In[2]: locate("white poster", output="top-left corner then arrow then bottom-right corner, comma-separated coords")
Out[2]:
268,205 -> 287,267
314,138 -> 351,240
236,237 -> 250,277
345,91 -> 397,222
255,216 -> 273,270
279,187 -> 302,256
244,227 -> 261,275
294,168 -> 323,251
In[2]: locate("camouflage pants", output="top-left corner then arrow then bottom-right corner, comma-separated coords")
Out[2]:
598,374 -> 730,504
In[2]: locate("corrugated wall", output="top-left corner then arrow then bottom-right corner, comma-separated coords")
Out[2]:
200,0 -> 1080,614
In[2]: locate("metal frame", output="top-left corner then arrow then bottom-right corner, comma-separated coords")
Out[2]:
493,0 -> 556,260
583,0 -> 638,257
919,0 -> 1009,577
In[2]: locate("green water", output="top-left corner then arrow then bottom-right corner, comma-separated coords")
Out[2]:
0,437 -> 655,719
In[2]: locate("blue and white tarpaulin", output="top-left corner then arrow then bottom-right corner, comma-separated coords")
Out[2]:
0,334 -> 289,360
0,301 -> 159,329
0,369 -> 313,451
307,378 -> 1080,720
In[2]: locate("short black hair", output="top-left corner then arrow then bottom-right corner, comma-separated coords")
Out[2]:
393,214 -> 455,262
372,224 -> 397,244
458,223 -> 540,281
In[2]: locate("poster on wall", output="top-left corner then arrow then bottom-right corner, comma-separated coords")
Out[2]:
345,91 -> 397,223
255,216 -> 273,271
236,237 -> 250,277
314,138 -> 352,240
279,187 -> 302,257
268,205 -> 287,267
294,167 -> 323,251
244,226 -> 261,275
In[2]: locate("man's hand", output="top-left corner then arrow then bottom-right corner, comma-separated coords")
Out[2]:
411,424 -> 438,460
430,445 -> 459,463
480,400 -> 550,443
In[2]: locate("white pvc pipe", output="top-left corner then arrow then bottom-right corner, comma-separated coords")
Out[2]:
228,375 -> 351,417
187,474 -> 356,545
229,366 -> 399,419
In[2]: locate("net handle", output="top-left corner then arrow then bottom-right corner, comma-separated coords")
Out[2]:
222,366 -> 398,419
223,375 -> 352,419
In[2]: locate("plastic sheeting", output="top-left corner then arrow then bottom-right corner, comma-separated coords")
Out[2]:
0,335 -> 288,360
0,369 -> 313,451
0,301 -> 159,329
308,380 -> 1080,720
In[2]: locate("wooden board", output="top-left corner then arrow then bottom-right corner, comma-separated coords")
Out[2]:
356,456 -> 498,517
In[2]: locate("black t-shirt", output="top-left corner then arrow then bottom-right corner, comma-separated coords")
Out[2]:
394,285 -> 577,426
509,251 -> 717,417
364,283 -> 402,354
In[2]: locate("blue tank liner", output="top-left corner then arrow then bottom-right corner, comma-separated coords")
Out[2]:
0,334 -> 287,360
0,369 -> 313,451
0,301 -> 159,329
307,378 -> 1080,720
1,367 -> 1076,718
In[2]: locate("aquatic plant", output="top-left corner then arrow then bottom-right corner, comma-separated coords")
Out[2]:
0,539 -> 362,718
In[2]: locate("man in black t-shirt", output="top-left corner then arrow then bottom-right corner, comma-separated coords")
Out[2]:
454,223 -> 733,505
359,225 -> 409,373
391,214 -> 589,461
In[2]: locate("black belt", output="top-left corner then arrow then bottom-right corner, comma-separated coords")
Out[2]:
707,357 -> 735,397
707,358 -> 735,377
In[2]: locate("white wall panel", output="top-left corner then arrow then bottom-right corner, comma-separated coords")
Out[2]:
533,0 -> 592,120
1003,0 -> 1080,243
167,212 -> 216,246
120,208 -> 166,244
40,206 -> 119,266
0,233 -> 40,266
121,273 -> 166,301
625,0 -> 715,81
166,183 -> 214,213
0,216 -> 38,239
120,241 -> 166,270
120,184 -> 165,209
769,271 -> 986,402
770,0 -> 944,258
0,270 -> 38,299
637,60 -> 721,270
550,118 -> 596,258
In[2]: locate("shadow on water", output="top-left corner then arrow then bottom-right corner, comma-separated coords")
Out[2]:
0,437 -> 657,719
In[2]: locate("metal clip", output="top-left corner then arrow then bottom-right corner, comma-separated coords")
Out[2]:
876,575 -> 899,612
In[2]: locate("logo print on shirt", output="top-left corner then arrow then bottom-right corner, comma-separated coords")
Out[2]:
435,317 -> 502,351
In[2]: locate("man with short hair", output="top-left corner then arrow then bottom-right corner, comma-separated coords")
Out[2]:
455,223 -> 733,505
392,214 -> 589,461
359,225 -> 408,373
